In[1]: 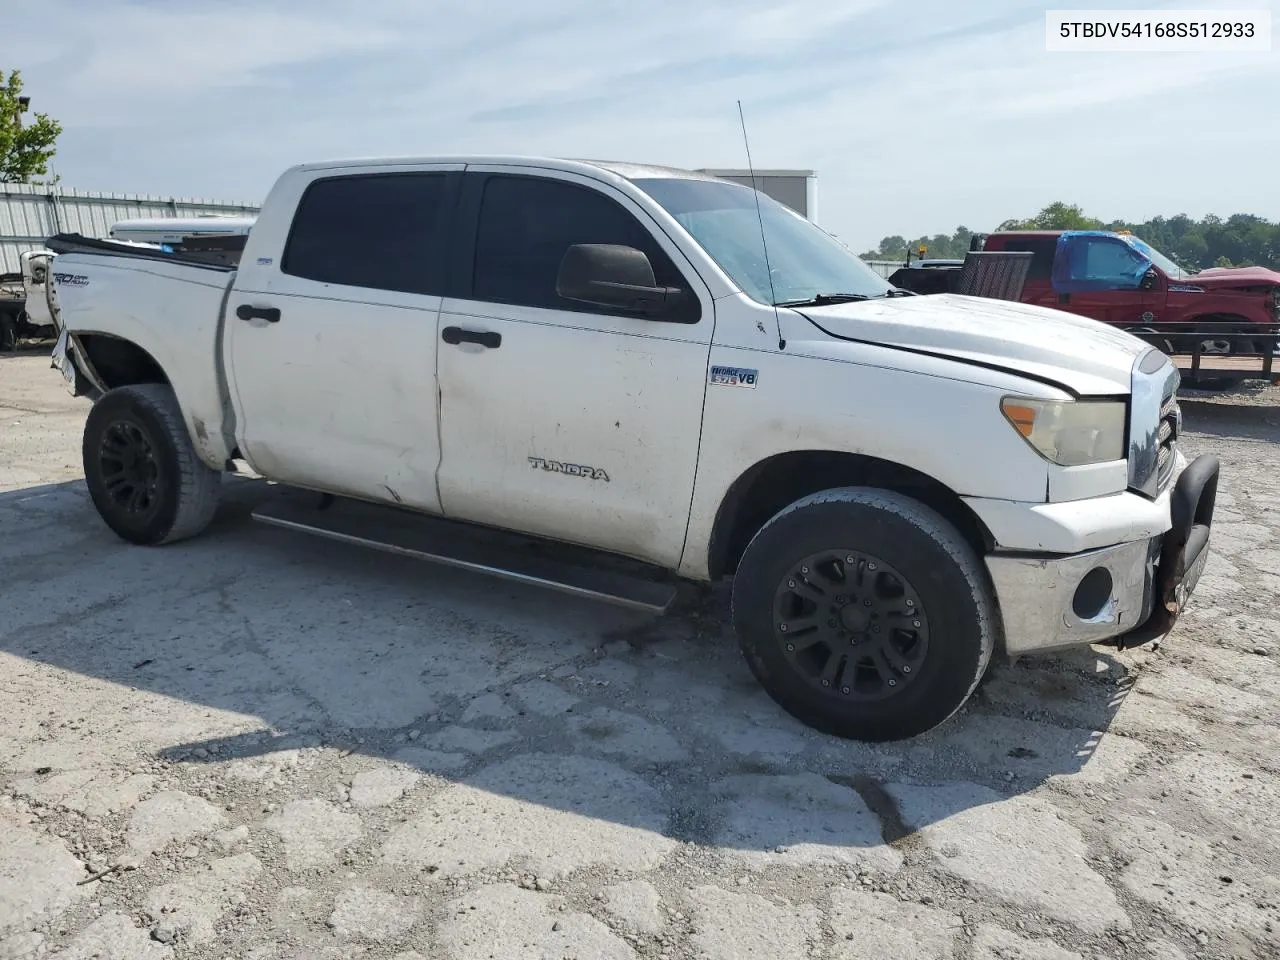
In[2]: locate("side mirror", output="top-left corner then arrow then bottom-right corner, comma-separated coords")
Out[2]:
555,244 -> 682,316
1140,268 -> 1158,291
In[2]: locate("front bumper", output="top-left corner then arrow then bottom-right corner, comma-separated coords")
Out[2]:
985,454 -> 1220,656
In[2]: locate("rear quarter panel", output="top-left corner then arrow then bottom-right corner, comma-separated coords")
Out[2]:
54,255 -> 234,467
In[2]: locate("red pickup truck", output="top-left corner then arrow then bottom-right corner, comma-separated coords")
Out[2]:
892,229 -> 1280,357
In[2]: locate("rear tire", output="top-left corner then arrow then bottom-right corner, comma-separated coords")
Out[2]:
731,487 -> 995,742
82,384 -> 222,545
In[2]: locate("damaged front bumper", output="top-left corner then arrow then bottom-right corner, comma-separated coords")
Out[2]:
985,453 -> 1221,656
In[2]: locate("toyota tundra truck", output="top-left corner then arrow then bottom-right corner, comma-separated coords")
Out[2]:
44,156 -> 1220,742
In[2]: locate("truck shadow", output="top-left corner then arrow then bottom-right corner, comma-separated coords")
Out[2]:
2,475 -> 1143,858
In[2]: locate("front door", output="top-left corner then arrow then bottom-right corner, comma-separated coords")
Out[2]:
1050,233 -> 1153,325
225,165 -> 462,511
434,168 -> 715,568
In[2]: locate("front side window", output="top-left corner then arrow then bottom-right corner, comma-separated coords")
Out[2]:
282,173 -> 445,294
472,174 -> 696,321
1053,233 -> 1152,292
633,177 -> 893,305
1082,238 -> 1149,283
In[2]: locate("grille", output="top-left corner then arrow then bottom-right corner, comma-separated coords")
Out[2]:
1156,393 -> 1179,491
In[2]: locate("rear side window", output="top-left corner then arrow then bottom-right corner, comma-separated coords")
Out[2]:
471,174 -> 697,322
996,237 -> 1057,279
282,173 -> 445,294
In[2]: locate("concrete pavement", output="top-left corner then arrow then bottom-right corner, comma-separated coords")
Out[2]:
2,351 -> 1279,959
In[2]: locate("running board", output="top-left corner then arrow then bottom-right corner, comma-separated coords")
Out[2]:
250,492 -> 677,615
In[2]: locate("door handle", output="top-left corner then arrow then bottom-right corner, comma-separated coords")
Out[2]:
442,326 -> 501,349
235,304 -> 281,323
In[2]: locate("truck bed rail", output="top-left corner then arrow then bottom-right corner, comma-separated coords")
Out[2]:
45,234 -> 238,271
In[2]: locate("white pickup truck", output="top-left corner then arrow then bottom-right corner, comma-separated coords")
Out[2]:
46,156 -> 1220,742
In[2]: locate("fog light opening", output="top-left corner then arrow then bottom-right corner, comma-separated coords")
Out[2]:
1072,566 -> 1114,620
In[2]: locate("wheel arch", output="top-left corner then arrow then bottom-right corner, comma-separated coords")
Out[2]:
74,332 -> 170,393
71,332 -> 234,468
705,449 -> 996,582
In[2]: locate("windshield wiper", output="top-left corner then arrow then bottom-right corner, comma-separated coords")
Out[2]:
774,293 -> 874,307
880,287 -> 918,297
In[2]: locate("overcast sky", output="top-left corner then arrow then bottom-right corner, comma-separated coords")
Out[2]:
11,0 -> 1279,251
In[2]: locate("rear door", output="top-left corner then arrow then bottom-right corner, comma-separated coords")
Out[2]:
433,167 -> 716,567
224,164 -> 462,511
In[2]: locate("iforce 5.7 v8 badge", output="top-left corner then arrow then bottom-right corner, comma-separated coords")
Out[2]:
709,366 -> 758,388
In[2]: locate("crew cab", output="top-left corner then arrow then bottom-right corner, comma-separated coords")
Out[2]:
893,229 -> 1280,357
46,156 -> 1220,742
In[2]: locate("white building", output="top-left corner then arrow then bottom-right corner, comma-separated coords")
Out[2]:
696,169 -> 817,220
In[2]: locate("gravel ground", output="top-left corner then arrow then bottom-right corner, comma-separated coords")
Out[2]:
1,351 -> 1278,960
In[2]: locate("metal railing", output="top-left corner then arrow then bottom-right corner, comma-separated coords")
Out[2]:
1115,321 -> 1280,383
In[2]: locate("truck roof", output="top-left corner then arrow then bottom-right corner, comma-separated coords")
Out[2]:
989,230 -> 1065,237
283,155 -> 726,183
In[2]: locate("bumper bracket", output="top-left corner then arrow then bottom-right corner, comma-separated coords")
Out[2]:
1112,453 -> 1220,649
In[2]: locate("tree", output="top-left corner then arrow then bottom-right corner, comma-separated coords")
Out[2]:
998,202 -> 1102,232
0,69 -> 62,183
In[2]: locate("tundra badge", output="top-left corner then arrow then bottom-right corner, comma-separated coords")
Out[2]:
529,457 -> 610,482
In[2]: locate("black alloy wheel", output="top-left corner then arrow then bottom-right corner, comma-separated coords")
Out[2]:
773,550 -> 929,702
97,419 -> 165,522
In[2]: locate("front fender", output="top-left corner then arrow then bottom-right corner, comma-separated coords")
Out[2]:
677,343 -> 1055,580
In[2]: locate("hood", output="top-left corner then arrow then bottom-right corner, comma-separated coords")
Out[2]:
795,293 -> 1149,396
1175,265 -> 1280,290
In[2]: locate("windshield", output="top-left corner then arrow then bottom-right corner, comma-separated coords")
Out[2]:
1123,235 -> 1189,280
633,178 -> 893,305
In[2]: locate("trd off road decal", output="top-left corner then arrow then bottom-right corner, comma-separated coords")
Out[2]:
709,365 -> 758,388
528,457 -> 610,482
53,273 -> 89,287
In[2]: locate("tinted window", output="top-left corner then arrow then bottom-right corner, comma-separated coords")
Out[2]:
283,173 -> 445,294
997,237 -> 1056,279
472,175 -> 696,321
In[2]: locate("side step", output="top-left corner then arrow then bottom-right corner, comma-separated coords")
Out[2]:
250,492 -> 678,615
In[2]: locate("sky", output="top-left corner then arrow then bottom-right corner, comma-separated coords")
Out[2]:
8,0 -> 1279,252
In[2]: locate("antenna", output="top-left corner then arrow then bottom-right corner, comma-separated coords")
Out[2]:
737,100 -> 785,351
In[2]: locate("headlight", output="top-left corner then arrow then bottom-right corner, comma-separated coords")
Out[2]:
1000,397 -> 1126,466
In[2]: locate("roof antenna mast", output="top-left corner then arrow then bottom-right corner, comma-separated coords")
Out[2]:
737,100 -> 785,351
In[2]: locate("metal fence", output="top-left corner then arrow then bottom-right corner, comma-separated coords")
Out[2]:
862,259 -> 905,279
0,184 -> 260,274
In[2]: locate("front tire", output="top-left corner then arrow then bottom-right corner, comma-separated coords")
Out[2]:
731,487 -> 995,742
82,384 -> 222,545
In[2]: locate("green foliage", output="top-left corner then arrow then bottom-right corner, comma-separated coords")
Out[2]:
997,202 -> 1103,232
861,228 -> 975,262
863,201 -> 1280,272
0,69 -> 62,183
